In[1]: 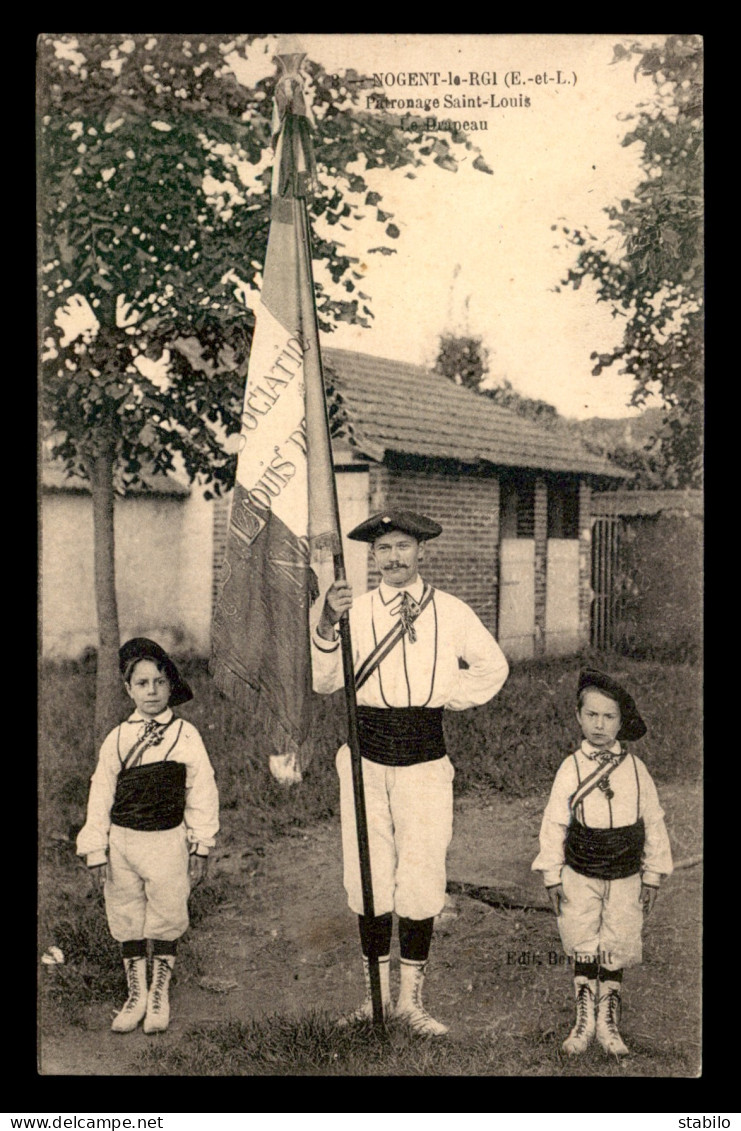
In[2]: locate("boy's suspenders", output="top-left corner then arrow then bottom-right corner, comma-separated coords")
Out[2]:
569,751 -> 627,814
632,752 -> 640,821
120,718 -> 178,770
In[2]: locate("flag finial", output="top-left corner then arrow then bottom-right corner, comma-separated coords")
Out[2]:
274,35 -> 306,74
270,34 -> 316,197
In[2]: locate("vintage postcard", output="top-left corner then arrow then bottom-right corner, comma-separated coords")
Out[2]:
38,33 -> 702,1080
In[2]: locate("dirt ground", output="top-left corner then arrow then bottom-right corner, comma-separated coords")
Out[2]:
38,781 -> 702,1076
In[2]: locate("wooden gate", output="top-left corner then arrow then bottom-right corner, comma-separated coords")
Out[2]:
590,516 -> 622,650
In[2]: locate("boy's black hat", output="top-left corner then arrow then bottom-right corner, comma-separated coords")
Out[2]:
118,637 -> 193,707
348,510 -> 443,544
577,668 -> 646,741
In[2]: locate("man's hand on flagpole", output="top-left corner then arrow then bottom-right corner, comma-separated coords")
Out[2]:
318,580 -> 353,639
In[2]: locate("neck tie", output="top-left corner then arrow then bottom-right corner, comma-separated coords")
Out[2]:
596,746 -> 621,799
398,591 -> 422,643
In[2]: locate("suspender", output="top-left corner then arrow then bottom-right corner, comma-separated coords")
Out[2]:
355,585 -> 435,692
632,752 -> 640,822
569,751 -> 627,813
121,718 -> 177,770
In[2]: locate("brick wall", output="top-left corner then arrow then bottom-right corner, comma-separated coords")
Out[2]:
208,458 -> 592,654
578,480 -> 592,646
368,460 -> 501,633
533,476 -> 548,657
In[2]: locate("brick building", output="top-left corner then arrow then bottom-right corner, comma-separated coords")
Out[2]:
213,348 -> 621,661
42,348 -> 621,663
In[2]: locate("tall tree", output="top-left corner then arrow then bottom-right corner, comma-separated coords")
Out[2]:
556,34 -> 703,487
433,332 -> 489,391
38,34 -> 486,740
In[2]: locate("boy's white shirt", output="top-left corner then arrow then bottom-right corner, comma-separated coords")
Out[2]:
531,739 -> 674,888
76,708 -> 220,866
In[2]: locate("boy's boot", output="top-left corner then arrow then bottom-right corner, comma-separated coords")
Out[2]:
143,955 -> 175,1034
596,979 -> 629,1056
562,975 -> 597,1055
111,956 -> 148,1033
392,958 -> 448,1036
336,955 -> 391,1026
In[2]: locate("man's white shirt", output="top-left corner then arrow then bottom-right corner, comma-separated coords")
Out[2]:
312,576 -> 509,710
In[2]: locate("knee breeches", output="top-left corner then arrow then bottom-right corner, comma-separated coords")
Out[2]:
104,824 -> 190,943
557,864 -> 644,969
336,745 -> 454,921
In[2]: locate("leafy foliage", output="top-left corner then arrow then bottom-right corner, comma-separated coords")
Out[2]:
434,333 -> 561,426
433,332 -> 489,390
38,33 -> 485,493
480,380 -> 560,426
555,35 -> 703,487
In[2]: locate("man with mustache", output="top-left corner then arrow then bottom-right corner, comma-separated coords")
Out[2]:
312,510 -> 509,1034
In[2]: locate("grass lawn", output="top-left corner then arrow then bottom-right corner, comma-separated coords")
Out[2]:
38,652 -> 702,1076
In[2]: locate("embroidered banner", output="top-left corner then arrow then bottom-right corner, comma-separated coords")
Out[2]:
210,55 -> 338,774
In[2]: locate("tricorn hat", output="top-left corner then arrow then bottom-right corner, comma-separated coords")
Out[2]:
577,668 -> 646,742
348,510 -> 443,544
118,637 -> 193,707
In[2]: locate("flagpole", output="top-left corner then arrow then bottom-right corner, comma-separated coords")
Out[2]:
293,197 -> 385,1030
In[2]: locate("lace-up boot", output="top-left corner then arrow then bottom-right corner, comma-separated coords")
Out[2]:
596,980 -> 629,1056
392,958 -> 448,1036
111,956 -> 148,1032
562,975 -> 597,1055
143,954 -> 175,1034
336,955 -> 390,1026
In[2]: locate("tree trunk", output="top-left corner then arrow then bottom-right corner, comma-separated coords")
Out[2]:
88,447 -> 122,746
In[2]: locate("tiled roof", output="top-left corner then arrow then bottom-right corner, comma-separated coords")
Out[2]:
591,490 -> 703,518
323,348 -> 621,479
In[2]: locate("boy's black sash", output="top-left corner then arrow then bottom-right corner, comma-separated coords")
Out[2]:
355,585 -> 435,691
110,761 -> 187,832
565,817 -> 645,880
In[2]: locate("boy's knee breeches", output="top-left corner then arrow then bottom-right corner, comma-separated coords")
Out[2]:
104,824 -> 190,942
556,864 -> 644,969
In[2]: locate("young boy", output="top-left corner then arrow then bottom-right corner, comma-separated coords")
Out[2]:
77,638 -> 219,1034
532,668 -> 673,1057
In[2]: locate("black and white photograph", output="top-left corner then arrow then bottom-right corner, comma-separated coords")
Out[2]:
37,32 -> 703,1079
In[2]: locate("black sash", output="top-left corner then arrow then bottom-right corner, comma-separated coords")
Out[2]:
564,817 -> 645,880
110,761 -> 187,832
356,705 -> 446,767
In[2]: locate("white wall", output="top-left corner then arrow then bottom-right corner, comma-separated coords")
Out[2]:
42,469 -> 369,660
41,489 -> 213,659
498,539 -> 536,661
